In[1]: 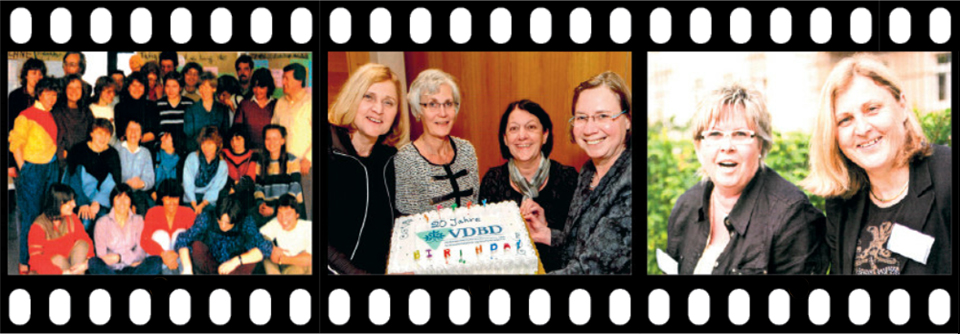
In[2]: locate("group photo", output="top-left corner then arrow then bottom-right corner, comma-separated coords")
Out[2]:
5,51 -> 314,275
648,52 -> 952,275
327,52 -> 633,275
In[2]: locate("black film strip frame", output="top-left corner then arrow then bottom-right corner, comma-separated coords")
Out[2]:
319,1 -> 958,333
0,2 -> 321,332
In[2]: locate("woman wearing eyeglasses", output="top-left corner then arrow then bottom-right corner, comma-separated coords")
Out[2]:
664,84 -> 827,275
394,69 -> 479,215
520,71 -> 633,275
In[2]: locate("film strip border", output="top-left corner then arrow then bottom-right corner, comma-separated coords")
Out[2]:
0,1 -> 954,333
317,2 -> 957,333
1,2 -> 321,332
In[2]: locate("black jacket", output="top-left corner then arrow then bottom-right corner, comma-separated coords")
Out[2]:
550,146 -> 632,275
667,166 -> 828,275
326,125 -> 398,274
825,144 -> 952,275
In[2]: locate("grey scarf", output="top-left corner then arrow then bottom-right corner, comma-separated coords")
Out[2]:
508,154 -> 551,200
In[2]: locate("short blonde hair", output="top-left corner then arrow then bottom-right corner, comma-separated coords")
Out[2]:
407,69 -> 461,120
802,54 -> 931,199
328,63 -> 410,147
691,83 -> 773,179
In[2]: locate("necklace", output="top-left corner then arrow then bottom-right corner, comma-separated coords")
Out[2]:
870,178 -> 909,203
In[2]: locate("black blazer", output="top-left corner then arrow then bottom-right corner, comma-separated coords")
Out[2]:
825,144 -> 952,275
667,166 -> 828,275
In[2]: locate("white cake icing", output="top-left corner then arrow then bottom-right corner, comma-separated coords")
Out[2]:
387,201 -> 539,275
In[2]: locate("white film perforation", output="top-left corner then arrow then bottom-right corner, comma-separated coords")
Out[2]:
728,289 -> 749,325
890,7 -> 911,44
889,289 -> 910,325
370,8 -> 392,44
768,289 -> 789,325
250,289 -> 272,325
929,8 -> 951,43
529,289 -> 551,325
49,289 -> 71,325
251,8 -> 273,44
489,289 -> 511,325
329,8 -> 351,43
928,289 -> 950,325
530,8 -> 552,44
129,289 -> 151,325
729,8 -> 751,44
850,8 -> 872,43
290,8 -> 313,44
448,289 -> 471,325
210,8 -> 232,44
808,289 -> 830,325
170,8 -> 192,44
609,289 -> 630,325
770,7 -> 792,43
50,8 -> 72,44
89,289 -> 111,325
410,8 -> 432,44
609,8 -> 631,44
90,8 -> 112,44
450,8 -> 472,44
289,289 -> 311,325
9,289 -> 31,325
9,8 -> 32,43
690,8 -> 712,44
649,8 -> 671,44
210,289 -> 231,325
409,289 -> 430,325
810,8 -> 832,44
648,289 -> 669,325
130,8 -> 152,44
369,289 -> 390,325
490,8 -> 512,44
688,289 -> 709,325
569,289 -> 591,325
569,8 -> 590,44
329,289 -> 350,325
169,289 -> 191,325
849,289 -> 870,325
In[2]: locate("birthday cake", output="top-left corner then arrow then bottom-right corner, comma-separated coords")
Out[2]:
386,201 -> 540,275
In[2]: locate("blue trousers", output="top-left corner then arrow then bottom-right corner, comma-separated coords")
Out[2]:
16,159 -> 58,265
88,256 -> 163,275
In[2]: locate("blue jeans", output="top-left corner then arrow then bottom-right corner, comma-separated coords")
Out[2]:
88,256 -> 163,275
16,158 -> 58,265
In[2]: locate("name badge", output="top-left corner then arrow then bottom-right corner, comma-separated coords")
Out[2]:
656,248 -> 678,275
886,223 -> 935,265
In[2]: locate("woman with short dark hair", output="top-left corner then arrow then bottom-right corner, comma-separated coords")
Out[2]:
87,184 -> 163,275
142,180 -> 196,274
479,99 -> 578,272
175,194 -> 273,275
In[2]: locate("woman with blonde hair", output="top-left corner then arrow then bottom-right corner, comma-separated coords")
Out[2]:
663,83 -> 826,275
802,54 -> 950,275
327,63 -> 410,274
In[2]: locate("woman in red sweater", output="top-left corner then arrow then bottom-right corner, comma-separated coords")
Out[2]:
141,179 -> 196,274
28,183 -> 95,275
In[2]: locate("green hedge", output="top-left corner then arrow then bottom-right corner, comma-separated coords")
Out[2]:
646,108 -> 951,275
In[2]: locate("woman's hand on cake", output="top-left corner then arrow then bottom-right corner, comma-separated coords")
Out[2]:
520,199 -> 551,246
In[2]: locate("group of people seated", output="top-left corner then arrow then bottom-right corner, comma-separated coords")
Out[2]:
9,51 -> 313,275
327,64 -> 633,275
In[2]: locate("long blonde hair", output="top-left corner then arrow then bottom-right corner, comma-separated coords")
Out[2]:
801,54 -> 930,199
328,63 -> 410,147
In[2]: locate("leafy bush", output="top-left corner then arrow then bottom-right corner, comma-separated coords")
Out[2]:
645,108 -> 951,275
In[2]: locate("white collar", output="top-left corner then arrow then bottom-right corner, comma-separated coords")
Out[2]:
120,141 -> 141,154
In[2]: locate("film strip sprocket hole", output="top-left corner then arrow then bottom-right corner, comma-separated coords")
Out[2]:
1,2 -> 321,332
0,2 -> 956,333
